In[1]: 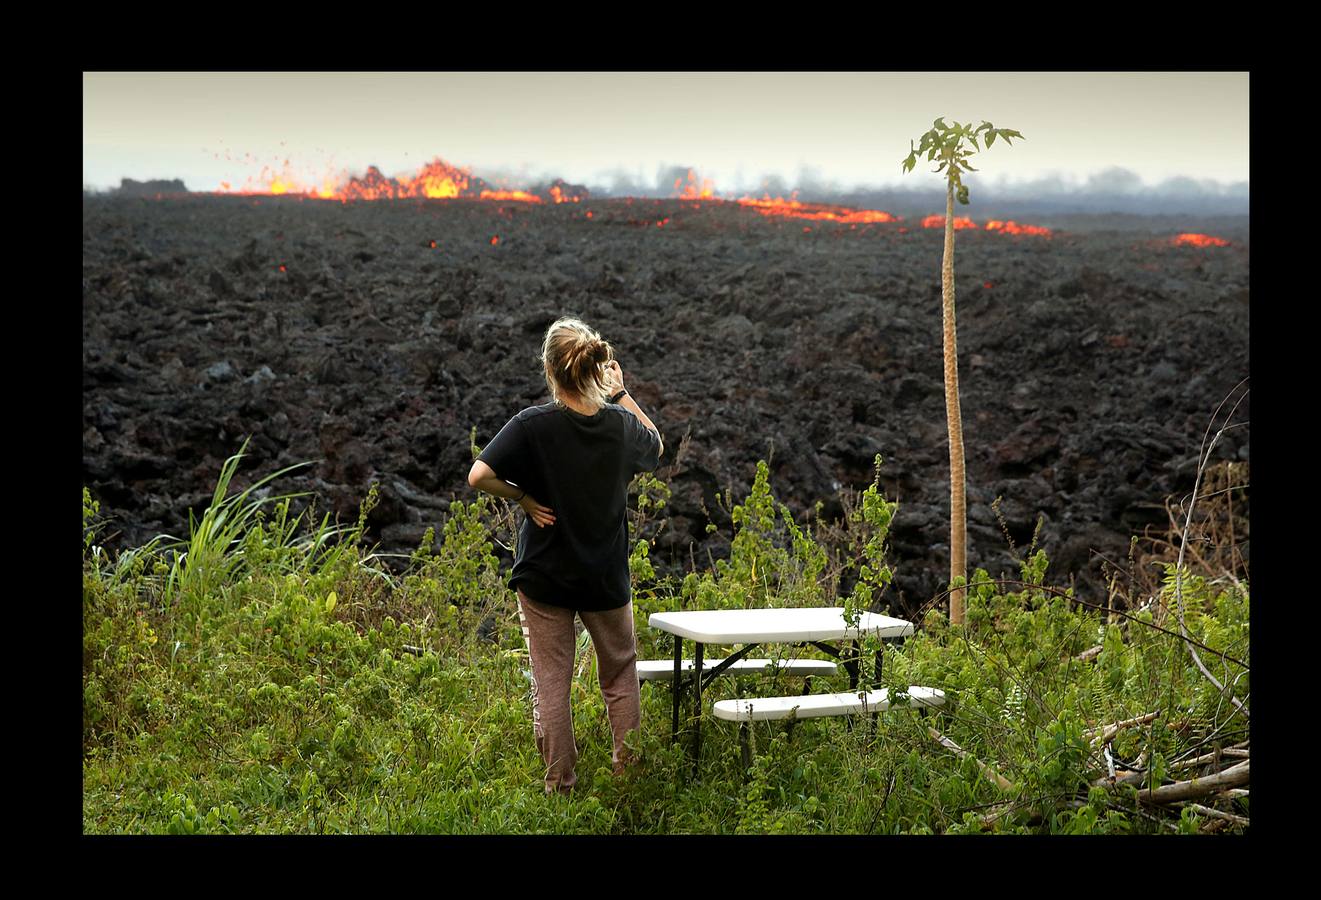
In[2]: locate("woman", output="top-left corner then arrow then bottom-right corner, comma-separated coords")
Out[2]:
467,316 -> 664,796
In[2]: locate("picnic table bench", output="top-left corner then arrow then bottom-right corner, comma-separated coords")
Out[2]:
637,658 -> 838,682
646,607 -> 939,777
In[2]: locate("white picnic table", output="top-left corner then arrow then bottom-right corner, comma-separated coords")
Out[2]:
649,607 -> 914,644
647,607 -> 916,777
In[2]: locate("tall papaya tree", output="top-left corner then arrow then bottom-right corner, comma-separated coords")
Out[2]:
902,118 -> 1023,625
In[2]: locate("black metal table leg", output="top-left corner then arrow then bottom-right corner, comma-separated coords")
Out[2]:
844,639 -> 860,733
692,641 -> 704,778
846,639 -> 860,690
671,634 -> 683,744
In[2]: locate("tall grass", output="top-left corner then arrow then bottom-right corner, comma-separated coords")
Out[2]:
156,437 -> 330,610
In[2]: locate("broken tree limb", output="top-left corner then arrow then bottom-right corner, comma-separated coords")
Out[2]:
1076,645 -> 1103,663
1180,803 -> 1249,827
1172,748 -> 1249,772
1084,711 -> 1161,745
929,727 -> 1016,792
1092,768 -> 1148,788
1139,760 -> 1249,804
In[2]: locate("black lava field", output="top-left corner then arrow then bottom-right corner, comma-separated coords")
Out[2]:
82,195 -> 1249,614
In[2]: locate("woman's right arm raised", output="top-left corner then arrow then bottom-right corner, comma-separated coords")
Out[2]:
605,360 -> 664,458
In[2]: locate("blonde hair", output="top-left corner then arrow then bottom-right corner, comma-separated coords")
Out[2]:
542,316 -> 614,410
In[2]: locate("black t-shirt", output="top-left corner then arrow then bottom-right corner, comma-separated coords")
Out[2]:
476,401 -> 662,611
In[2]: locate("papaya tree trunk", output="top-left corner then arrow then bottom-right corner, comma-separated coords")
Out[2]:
942,179 -> 967,624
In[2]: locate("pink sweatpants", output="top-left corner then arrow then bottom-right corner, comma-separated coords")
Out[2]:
516,588 -> 642,795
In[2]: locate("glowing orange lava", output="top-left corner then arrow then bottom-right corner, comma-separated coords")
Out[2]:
216,156 -> 557,204
206,152 -> 1055,242
985,219 -> 1053,237
479,190 -> 542,203
675,169 -> 717,199
737,195 -> 898,224
922,215 -> 978,230
919,215 -> 1052,236
1174,233 -> 1229,248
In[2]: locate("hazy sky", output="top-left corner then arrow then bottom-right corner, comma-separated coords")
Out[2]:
83,71 -> 1249,194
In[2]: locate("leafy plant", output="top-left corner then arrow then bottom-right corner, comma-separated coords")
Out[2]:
902,117 -> 1023,625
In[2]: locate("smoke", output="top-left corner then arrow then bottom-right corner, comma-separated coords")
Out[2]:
581,163 -> 1246,216
831,167 -> 1248,217
655,165 -> 692,195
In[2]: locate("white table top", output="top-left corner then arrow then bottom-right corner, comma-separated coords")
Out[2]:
647,607 -> 915,644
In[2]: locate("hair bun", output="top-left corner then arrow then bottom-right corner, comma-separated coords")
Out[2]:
541,316 -> 612,408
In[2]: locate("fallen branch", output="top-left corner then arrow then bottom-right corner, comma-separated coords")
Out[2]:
929,727 -> 1015,792
1172,747 -> 1248,772
1092,768 -> 1148,788
1075,645 -> 1103,663
1217,789 -> 1249,799
1140,760 -> 1249,804
1084,711 -> 1161,745
1180,802 -> 1249,828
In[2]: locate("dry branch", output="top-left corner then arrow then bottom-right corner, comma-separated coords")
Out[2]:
1180,802 -> 1249,827
1172,383 -> 1250,720
1172,748 -> 1248,772
1075,645 -> 1103,663
1084,711 -> 1161,745
1139,760 -> 1249,804
929,727 -> 1016,792
1092,768 -> 1148,788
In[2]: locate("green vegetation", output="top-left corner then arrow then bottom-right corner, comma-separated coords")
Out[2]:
83,444 -> 1248,833
902,118 -> 1023,625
